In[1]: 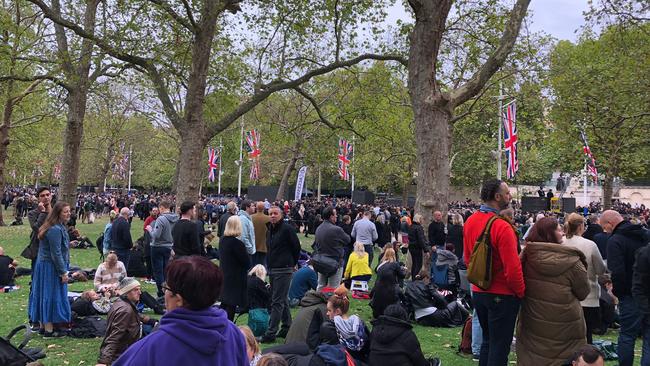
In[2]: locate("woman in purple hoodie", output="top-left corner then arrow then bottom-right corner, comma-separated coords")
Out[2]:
113,256 -> 249,366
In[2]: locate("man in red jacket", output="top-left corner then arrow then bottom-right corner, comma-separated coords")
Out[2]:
464,179 -> 524,366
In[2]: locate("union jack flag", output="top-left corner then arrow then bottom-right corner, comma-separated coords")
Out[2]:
207,147 -> 220,183
338,138 -> 353,181
502,102 -> 519,179
111,142 -> 129,181
580,131 -> 598,182
245,129 -> 261,181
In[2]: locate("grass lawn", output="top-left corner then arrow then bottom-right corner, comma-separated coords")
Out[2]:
0,210 -> 639,365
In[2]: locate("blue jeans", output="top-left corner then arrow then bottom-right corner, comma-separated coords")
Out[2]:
618,296 -> 650,366
472,308 -> 483,355
473,292 -> 520,366
151,246 -> 172,297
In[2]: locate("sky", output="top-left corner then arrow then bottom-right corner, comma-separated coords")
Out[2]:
387,0 -> 591,42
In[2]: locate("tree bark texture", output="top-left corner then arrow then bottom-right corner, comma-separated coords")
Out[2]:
602,174 -> 613,210
0,80 -> 15,226
175,127 -> 209,204
276,153 -> 299,201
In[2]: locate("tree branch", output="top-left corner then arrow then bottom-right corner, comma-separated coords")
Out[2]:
208,53 -> 407,136
147,0 -> 195,32
0,74 -> 71,91
449,0 -> 531,108
292,86 -> 336,129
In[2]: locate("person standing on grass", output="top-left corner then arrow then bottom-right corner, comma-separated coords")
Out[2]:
111,208 -> 133,266
24,187 -> 52,268
150,201 -> 178,297
28,201 -> 72,337
238,199 -> 257,259
258,206 -> 301,343
602,209 -> 650,366
463,179 -> 524,366
313,206 -> 350,291
251,201 -> 270,267
171,201 -> 202,257
351,211 -> 378,267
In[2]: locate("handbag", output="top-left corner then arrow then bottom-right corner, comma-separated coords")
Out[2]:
311,254 -> 339,277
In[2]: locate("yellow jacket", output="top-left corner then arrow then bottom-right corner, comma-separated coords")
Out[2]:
344,252 -> 372,279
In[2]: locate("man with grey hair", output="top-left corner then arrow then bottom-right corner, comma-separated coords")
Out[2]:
603,209 -> 650,365
111,207 -> 133,266
218,201 -> 238,239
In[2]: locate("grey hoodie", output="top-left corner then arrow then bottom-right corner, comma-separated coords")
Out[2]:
151,212 -> 179,247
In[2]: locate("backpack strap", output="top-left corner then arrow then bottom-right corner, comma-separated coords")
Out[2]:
478,215 -> 500,245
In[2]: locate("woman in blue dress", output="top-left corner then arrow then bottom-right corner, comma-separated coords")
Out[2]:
28,201 -> 72,337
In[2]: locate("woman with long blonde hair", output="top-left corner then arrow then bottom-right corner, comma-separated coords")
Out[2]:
343,242 -> 372,286
29,201 -> 72,337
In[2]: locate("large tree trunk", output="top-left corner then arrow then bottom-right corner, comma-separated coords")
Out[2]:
175,127 -> 208,203
602,174 -> 613,210
0,80 -> 15,226
58,89 -> 88,205
276,154 -> 299,201
53,0 -> 99,205
408,0 -> 453,227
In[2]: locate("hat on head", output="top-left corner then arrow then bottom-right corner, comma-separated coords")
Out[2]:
118,277 -> 141,295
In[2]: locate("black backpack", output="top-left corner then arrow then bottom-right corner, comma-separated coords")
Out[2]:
0,325 -> 46,366
96,233 -> 105,261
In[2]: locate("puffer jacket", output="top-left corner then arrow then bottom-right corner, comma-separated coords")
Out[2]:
516,242 -> 590,366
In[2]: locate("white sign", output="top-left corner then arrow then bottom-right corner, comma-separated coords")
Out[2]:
294,166 -> 307,201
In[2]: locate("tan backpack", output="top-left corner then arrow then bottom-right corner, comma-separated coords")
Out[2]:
467,215 -> 500,290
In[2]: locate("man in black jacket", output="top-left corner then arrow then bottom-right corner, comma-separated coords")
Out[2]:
171,201 -> 201,257
217,201 -> 237,239
603,209 -> 650,366
259,206 -> 301,343
24,187 -> 51,266
427,211 -> 446,248
313,206 -> 350,291
111,207 -> 133,266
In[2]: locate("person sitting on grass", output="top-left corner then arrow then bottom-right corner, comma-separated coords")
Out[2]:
564,344 -> 605,366
404,271 -> 469,327
97,278 -> 151,366
288,263 -> 317,307
247,264 -> 271,337
343,242 -> 372,289
326,285 -> 370,362
239,326 -> 262,366
369,304 -> 441,366
370,247 -> 406,318
94,252 -> 127,297
0,246 -> 18,287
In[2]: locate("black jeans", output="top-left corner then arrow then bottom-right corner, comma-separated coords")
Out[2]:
265,269 -> 293,337
583,306 -> 600,344
410,248 -> 423,280
473,292 -> 520,366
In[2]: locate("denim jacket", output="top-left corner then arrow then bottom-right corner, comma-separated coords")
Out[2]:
37,223 -> 70,275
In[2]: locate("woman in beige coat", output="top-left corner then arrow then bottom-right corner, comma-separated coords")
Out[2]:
516,217 -> 590,366
563,213 -> 607,344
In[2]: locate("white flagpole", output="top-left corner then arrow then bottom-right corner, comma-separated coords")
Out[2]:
127,145 -> 133,192
351,135 -> 356,196
237,117 -> 244,197
584,164 -> 588,207
218,137 -> 223,195
497,83 -> 503,180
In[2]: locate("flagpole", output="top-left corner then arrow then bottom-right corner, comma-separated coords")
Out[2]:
583,164 -> 588,207
218,137 -> 223,196
237,117 -> 244,198
497,83 -> 503,180
127,145 -> 133,192
351,135 -> 356,196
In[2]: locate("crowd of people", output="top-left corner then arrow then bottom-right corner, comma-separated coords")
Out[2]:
3,182 -> 650,366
